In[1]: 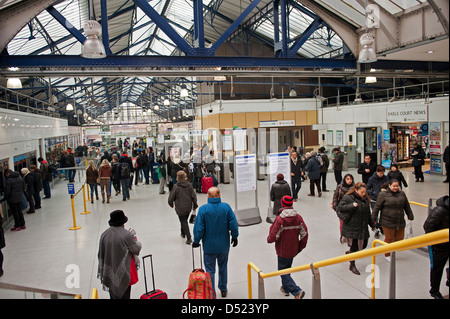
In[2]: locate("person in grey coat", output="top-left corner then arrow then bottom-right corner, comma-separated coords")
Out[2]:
318,147 -> 330,192
98,210 -> 142,299
304,151 -> 322,197
270,174 -> 292,215
168,170 -> 198,244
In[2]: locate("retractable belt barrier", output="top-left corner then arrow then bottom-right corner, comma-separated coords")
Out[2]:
68,183 -> 91,230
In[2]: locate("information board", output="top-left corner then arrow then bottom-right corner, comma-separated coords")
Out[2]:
268,152 -> 291,189
235,154 -> 257,193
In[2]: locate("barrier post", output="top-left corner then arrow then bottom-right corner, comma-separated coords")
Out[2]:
69,195 -> 81,230
80,184 -> 91,215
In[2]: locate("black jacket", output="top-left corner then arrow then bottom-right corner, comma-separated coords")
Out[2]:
290,158 -> 303,182
23,173 -> 35,196
270,180 -> 292,215
372,189 -> 414,229
168,181 -> 198,216
2,171 -> 24,204
333,151 -> 344,171
423,195 -> 449,250
336,192 -> 375,240
32,171 -> 43,192
411,146 -> 425,167
387,170 -> 408,188
357,161 -> 377,184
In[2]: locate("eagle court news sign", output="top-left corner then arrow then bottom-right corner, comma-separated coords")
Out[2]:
386,104 -> 428,123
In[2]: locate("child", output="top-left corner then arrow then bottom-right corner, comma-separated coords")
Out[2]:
387,164 -> 408,189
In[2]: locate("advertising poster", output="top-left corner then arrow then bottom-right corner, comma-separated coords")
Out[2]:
235,154 -> 256,192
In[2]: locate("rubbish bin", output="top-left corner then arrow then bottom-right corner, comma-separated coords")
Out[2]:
220,162 -> 230,184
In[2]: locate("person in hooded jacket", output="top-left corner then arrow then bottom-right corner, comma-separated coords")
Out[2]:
371,179 -> 414,261
29,165 -> 43,209
270,174 -> 292,216
168,171 -> 198,245
336,182 -> 376,275
267,195 -> 307,299
304,151 -> 322,197
367,166 -> 389,208
423,195 -> 449,299
1,169 -> 26,231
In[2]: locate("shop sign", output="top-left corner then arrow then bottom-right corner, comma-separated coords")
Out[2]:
259,120 -> 295,127
386,104 -> 428,122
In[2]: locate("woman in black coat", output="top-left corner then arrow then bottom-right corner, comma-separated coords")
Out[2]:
270,174 -> 292,215
336,182 -> 376,275
411,143 -> 425,182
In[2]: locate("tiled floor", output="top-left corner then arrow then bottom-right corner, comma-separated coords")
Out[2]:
0,166 -> 448,299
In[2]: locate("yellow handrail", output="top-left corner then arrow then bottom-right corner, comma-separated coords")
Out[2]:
247,229 -> 449,299
409,201 -> 428,208
371,239 -> 388,299
90,288 -> 98,299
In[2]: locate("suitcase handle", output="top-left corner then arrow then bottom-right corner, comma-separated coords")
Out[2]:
142,254 -> 156,294
192,244 -> 203,270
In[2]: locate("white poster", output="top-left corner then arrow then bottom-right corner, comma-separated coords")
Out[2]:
233,129 -> 247,151
235,154 -> 257,192
268,152 -> 291,188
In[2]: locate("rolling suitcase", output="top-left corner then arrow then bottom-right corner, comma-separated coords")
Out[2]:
183,245 -> 216,299
140,254 -> 168,299
201,176 -> 213,194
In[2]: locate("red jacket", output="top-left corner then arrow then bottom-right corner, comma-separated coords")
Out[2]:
267,208 -> 308,258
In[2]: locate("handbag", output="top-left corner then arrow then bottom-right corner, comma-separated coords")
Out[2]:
189,209 -> 197,224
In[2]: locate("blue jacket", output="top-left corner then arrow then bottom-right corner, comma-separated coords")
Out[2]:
304,156 -> 321,180
193,197 -> 239,254
367,172 -> 389,202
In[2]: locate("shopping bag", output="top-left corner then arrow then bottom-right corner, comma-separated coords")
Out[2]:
404,219 -> 413,239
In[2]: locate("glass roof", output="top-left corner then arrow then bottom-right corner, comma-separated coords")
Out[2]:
2,0 -> 431,124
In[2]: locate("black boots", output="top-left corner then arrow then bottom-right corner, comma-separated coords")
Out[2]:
349,261 -> 360,275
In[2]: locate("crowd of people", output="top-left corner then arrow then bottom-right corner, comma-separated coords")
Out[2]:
1,141 -> 448,300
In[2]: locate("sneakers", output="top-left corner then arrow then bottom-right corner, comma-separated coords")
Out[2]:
11,225 -> 26,231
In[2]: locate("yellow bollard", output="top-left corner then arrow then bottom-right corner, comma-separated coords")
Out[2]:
69,195 -> 81,230
80,184 -> 91,215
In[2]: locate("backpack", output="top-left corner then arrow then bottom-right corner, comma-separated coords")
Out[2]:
120,163 -> 130,178
314,155 -> 323,168
48,163 -> 58,173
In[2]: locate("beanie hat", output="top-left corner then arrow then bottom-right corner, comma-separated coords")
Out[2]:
281,195 -> 294,208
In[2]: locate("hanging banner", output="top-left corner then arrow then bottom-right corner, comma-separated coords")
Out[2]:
235,154 -> 257,192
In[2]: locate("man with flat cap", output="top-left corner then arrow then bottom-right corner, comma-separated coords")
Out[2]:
192,187 -> 239,298
97,210 -> 142,299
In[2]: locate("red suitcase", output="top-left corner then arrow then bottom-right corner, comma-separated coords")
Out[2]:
140,254 -> 168,299
201,176 -> 213,194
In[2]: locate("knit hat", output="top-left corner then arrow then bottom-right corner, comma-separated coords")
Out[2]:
281,195 -> 294,207
108,210 -> 128,226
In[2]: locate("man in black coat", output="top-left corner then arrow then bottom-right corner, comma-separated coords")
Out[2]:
357,155 -> 377,184
0,170 -> 26,231
290,151 -> 303,201
332,148 -> 344,185
423,195 -> 449,299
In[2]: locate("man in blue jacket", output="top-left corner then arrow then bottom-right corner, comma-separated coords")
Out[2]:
193,187 -> 239,297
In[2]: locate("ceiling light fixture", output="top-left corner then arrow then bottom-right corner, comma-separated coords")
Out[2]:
81,0 -> 106,59
358,33 -> 377,63
289,87 -> 297,97
66,103 -> 74,111
180,85 -> 189,97
6,78 -> 22,89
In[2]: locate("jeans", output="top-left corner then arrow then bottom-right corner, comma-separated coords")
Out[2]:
121,178 -> 130,200
291,179 -> 301,199
278,256 -> 301,296
89,183 -> 98,198
42,180 -> 51,198
142,166 -> 149,184
68,168 -> 76,182
204,250 -> 229,292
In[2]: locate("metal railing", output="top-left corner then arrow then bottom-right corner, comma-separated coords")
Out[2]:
324,80 -> 449,108
0,86 -> 60,118
0,282 -> 80,299
247,229 -> 449,299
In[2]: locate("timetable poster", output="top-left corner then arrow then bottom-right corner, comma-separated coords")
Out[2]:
235,154 -> 257,193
